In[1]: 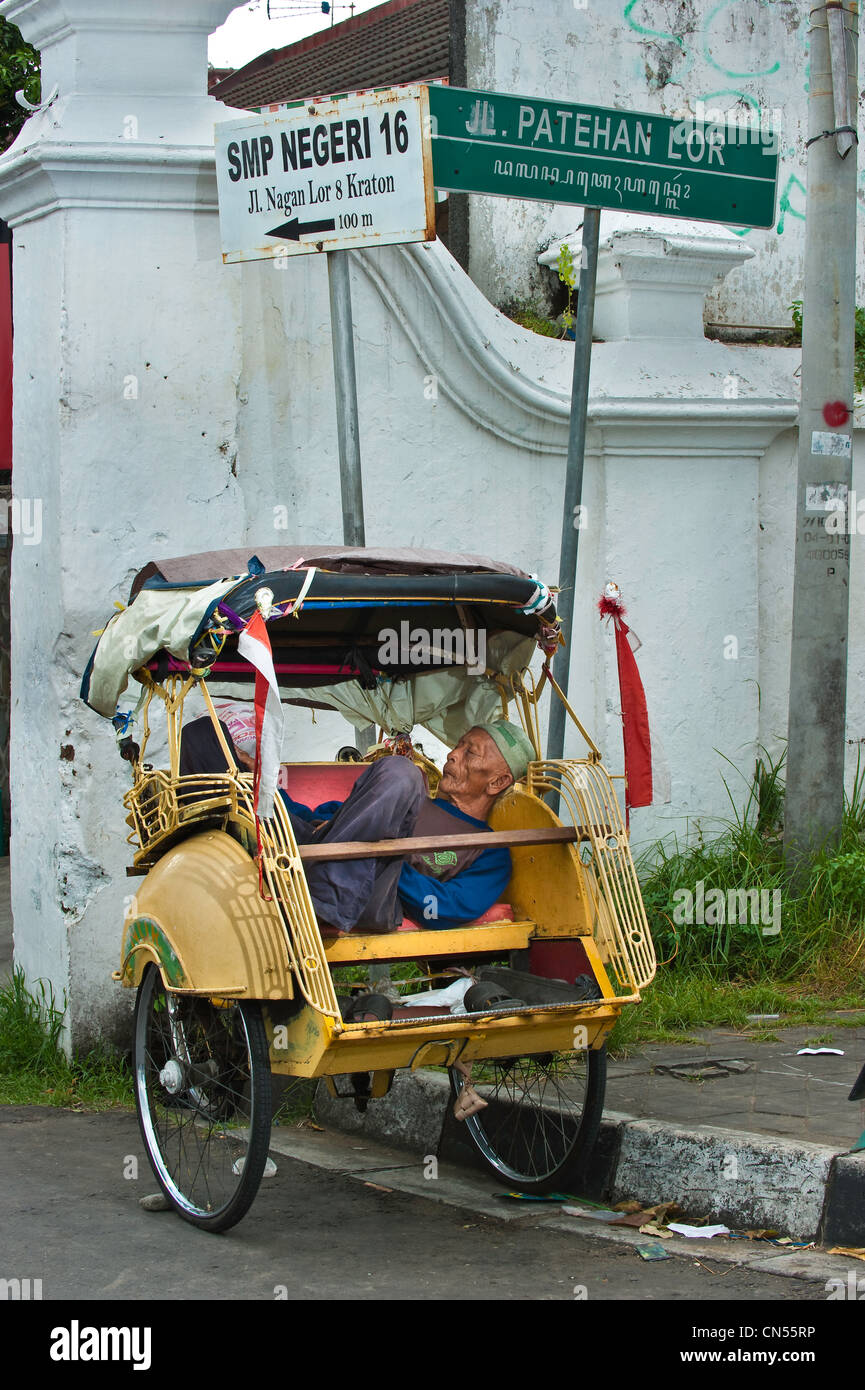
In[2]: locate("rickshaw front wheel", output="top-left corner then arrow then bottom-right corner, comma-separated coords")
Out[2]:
449,1045 -> 606,1194
133,964 -> 273,1233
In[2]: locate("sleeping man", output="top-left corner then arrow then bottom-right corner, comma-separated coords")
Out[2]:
180,717 -> 535,934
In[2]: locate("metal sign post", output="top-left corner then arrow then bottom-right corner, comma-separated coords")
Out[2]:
215,83 -> 434,543
545,206 -> 600,767
325,247 -> 373,752
326,248 -> 365,546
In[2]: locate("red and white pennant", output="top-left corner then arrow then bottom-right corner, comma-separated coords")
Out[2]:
237,593 -> 285,820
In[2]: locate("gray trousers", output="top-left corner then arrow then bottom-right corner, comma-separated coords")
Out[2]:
288,757 -> 426,932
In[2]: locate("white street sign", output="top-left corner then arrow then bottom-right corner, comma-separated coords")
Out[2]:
215,85 -> 435,263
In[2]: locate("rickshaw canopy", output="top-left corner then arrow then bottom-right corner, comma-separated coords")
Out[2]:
81,546 -> 560,744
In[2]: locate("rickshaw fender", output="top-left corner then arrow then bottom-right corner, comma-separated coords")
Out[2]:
120,830 -> 294,997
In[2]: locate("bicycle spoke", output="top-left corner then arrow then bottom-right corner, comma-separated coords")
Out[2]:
456,1049 -> 598,1186
134,968 -> 269,1227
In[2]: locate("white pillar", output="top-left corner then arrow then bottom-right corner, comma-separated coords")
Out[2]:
0,0 -> 240,1048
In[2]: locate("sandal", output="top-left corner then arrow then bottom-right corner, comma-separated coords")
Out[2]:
463,981 -> 526,1013
340,992 -> 394,1023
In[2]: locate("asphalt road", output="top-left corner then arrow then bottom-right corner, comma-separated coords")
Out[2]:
0,1106 -> 832,1304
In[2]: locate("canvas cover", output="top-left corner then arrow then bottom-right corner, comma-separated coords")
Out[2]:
128,545 -> 529,599
81,549 -> 556,745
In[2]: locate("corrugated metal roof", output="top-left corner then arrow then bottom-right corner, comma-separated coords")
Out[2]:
212,0 -> 450,111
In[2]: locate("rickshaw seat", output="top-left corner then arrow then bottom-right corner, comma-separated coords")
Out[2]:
283,760 -> 541,962
279,761 -> 366,805
322,914 -> 535,964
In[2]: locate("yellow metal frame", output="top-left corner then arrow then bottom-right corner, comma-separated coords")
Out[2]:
116,669 -> 656,1077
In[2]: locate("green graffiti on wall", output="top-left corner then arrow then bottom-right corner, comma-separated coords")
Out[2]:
777,173 -> 806,234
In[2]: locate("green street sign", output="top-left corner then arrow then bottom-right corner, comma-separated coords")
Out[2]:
429,86 -> 778,229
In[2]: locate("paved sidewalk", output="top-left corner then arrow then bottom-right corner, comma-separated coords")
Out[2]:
606,1026 -> 865,1151
315,1017 -> 865,1244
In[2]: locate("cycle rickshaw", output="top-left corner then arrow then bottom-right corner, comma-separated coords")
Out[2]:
81,545 -> 656,1232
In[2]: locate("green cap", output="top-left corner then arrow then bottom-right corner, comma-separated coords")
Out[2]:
476,720 -> 537,782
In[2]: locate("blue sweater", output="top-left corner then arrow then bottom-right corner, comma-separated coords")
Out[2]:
280,791 -> 511,930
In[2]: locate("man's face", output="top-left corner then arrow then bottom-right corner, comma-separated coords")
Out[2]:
438,727 -> 512,802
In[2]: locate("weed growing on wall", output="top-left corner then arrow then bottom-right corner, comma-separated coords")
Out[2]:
790,298 -> 865,392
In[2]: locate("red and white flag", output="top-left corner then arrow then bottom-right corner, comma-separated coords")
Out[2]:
238,608 -> 284,819
598,585 -> 669,815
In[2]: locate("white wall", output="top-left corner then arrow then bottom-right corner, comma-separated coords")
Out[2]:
0,0 -> 853,1047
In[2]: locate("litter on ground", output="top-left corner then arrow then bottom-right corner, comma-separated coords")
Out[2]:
668,1222 -> 730,1239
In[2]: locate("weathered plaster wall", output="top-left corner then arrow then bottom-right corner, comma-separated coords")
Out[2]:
0,0 -> 244,1046
462,0 -> 857,331
0,0 -> 856,1048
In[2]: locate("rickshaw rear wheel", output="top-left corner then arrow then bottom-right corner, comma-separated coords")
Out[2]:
133,964 -> 272,1233
448,1045 -> 606,1193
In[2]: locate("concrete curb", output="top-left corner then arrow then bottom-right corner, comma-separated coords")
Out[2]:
313,1072 -> 865,1245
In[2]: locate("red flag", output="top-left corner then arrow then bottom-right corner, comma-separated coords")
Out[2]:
612,619 -> 652,809
598,586 -> 660,813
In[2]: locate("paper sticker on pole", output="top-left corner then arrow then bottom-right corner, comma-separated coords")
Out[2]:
215,86 -> 436,262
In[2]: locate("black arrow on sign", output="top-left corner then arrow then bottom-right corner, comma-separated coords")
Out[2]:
267,217 -> 337,241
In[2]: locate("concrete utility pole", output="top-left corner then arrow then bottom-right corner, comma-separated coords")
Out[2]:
784,1 -> 858,870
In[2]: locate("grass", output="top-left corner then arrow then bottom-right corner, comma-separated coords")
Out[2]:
502,299 -> 561,338
606,747 -> 865,1053
0,968 -> 131,1109
607,974 -> 865,1056
635,748 -> 865,985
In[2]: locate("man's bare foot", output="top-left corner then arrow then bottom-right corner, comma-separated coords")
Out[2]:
452,1059 -> 488,1121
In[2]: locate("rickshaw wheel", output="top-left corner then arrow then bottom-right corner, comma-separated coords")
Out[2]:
448,1045 -> 606,1193
133,964 -> 272,1233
